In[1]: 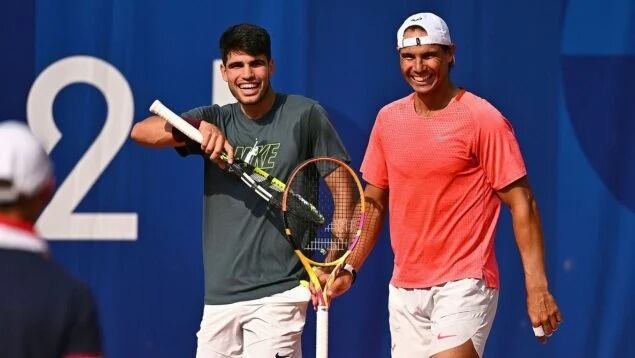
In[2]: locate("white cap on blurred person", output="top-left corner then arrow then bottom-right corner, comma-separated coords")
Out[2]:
0,121 -> 53,204
396,12 -> 452,50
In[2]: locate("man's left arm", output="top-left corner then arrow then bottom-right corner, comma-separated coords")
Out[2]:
497,176 -> 563,343
307,103 -> 350,162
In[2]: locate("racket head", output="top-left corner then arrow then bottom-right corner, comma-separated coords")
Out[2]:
281,157 -> 365,266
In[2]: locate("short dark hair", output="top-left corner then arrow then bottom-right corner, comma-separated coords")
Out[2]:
219,23 -> 271,64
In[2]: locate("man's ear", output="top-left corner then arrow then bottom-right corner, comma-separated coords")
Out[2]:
220,62 -> 228,82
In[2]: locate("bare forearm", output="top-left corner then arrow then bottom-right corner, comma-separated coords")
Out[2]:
315,188 -> 387,301
511,196 -> 549,290
347,187 -> 387,271
498,178 -> 562,339
130,115 -> 184,147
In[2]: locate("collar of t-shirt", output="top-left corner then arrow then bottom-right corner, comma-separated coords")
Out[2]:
0,214 -> 48,254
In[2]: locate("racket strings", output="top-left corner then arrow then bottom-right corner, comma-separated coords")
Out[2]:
234,161 -> 325,224
285,160 -> 363,263
303,238 -> 349,251
321,165 -> 362,262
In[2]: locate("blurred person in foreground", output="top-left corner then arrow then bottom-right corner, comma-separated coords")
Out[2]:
0,121 -> 102,358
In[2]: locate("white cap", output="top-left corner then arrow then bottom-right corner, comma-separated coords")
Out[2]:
396,12 -> 452,50
0,121 -> 53,204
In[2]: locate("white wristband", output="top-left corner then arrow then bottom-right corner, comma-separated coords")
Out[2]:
342,263 -> 357,283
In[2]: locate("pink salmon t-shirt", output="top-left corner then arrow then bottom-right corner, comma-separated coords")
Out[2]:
361,90 -> 527,288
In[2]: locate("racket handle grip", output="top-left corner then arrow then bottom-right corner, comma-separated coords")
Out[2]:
149,100 -> 203,144
316,306 -> 328,358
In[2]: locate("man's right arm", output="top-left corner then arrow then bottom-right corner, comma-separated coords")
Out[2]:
347,184 -> 388,271
321,183 -> 388,300
130,115 -> 235,165
130,115 -> 185,147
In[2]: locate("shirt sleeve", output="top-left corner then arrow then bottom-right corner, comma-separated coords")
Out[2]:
63,284 -> 102,358
175,105 -> 222,157
360,111 -> 389,189
308,103 -> 350,163
474,109 -> 527,190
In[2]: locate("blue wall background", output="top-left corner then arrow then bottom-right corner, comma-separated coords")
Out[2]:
2,0 -> 634,357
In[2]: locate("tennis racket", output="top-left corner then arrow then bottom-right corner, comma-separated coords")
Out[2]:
149,100 -> 324,224
281,157 -> 365,358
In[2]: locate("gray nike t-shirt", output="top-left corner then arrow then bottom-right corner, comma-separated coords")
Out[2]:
178,94 -> 349,304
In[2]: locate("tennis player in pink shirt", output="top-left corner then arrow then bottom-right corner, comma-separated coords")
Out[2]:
323,12 -> 562,357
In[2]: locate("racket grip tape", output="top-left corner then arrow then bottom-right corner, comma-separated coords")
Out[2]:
316,306 -> 328,358
150,100 -> 239,167
149,100 -> 203,144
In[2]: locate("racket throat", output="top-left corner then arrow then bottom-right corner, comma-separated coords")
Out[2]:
239,176 -> 273,202
243,138 -> 260,165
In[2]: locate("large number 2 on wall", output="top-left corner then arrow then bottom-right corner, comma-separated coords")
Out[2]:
27,56 -> 137,241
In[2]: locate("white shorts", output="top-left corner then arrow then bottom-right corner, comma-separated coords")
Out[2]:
196,285 -> 310,358
388,278 -> 498,357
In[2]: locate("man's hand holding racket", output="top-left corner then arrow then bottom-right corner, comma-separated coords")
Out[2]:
198,121 -> 234,169
309,268 -> 354,309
